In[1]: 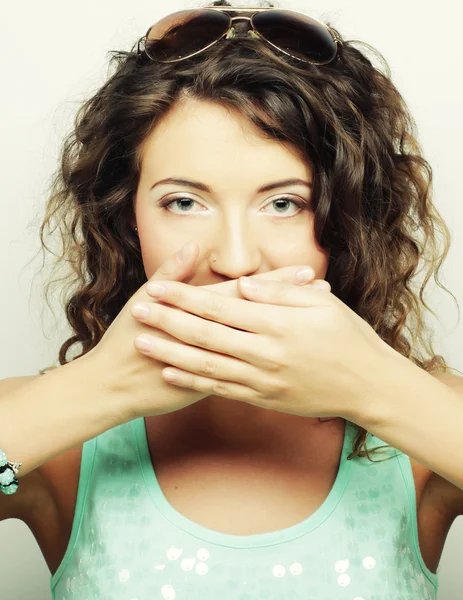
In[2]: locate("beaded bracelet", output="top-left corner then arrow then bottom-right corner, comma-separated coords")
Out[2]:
0,449 -> 22,495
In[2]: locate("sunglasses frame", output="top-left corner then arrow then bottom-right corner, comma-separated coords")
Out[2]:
137,6 -> 343,65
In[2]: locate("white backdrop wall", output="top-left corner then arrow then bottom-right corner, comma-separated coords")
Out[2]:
1,1 -> 462,598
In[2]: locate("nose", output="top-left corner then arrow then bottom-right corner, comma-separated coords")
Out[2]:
209,218 -> 261,280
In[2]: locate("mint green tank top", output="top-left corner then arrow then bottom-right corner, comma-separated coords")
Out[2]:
50,418 -> 439,600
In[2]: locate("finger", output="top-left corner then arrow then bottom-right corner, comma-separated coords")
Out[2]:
144,279 -> 330,333
133,302 -> 279,368
256,265 -> 315,285
145,281 -> 275,333
203,264 -> 316,297
152,240 -> 198,279
135,333 -> 260,389
238,277 -> 332,307
163,366 -> 342,422
136,241 -> 199,304
161,367 -> 260,405
310,279 -> 331,292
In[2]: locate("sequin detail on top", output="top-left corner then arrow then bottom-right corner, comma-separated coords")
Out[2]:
50,419 -> 438,600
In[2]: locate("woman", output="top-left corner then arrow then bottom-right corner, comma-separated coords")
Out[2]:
3,1 -> 463,598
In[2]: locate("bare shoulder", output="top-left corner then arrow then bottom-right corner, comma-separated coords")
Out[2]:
412,371 -> 463,522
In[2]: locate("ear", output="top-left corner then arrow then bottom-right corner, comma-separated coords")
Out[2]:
129,210 -> 137,230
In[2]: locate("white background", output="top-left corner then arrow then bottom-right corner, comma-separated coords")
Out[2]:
1,0 -> 462,597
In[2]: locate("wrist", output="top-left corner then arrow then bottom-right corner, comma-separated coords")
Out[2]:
74,349 -> 135,426
341,349 -> 411,429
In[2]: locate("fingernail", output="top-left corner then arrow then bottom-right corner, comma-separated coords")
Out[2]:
313,280 -> 331,291
240,277 -> 259,292
146,283 -> 166,298
296,267 -> 315,283
131,303 -> 151,319
135,335 -> 154,353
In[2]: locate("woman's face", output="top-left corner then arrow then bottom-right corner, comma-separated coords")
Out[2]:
133,97 -> 329,285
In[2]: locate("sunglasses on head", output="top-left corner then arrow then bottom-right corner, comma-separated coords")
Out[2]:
137,6 -> 343,66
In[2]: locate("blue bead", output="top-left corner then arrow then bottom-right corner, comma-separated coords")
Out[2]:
0,469 -> 14,486
0,450 -> 7,468
0,481 -> 18,495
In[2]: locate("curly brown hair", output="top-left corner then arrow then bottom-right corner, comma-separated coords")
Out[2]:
34,0 -> 460,461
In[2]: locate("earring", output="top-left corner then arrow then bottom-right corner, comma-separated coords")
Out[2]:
212,256 -> 217,262
134,227 -> 138,233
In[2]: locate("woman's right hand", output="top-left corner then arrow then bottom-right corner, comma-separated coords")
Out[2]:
84,241 -> 210,421
85,241 -> 322,422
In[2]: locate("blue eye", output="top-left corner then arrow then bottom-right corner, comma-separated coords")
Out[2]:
163,198 -> 198,212
265,197 -> 305,216
159,196 -> 309,217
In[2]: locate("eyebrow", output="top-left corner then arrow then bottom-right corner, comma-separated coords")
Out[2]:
150,177 -> 312,193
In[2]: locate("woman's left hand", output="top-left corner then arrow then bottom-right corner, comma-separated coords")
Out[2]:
132,276 -> 400,420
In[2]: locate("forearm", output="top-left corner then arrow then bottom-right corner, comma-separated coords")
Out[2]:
349,354 -> 463,490
0,354 -> 130,478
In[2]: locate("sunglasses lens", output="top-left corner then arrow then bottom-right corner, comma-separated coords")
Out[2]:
144,9 -> 230,62
252,10 -> 337,64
